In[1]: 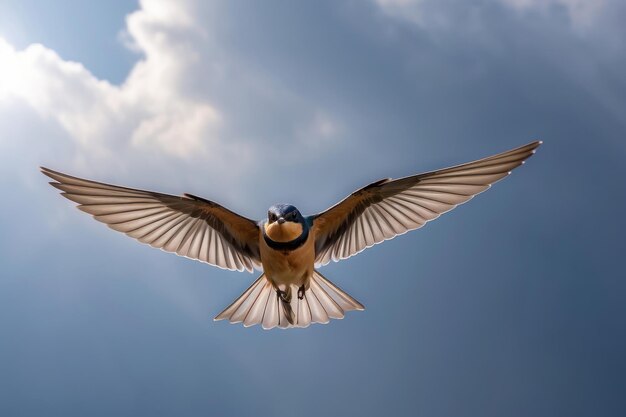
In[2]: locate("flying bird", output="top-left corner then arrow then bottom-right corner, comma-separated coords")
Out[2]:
41,141 -> 541,329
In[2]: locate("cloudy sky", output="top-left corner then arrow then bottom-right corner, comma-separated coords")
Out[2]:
1,0 -> 625,416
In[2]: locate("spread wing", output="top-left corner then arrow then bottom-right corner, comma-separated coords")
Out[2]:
41,167 -> 261,272
311,141 -> 541,266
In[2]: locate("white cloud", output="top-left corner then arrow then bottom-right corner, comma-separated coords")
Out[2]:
0,40 -> 120,154
0,33 -> 221,164
0,0 -> 227,158
130,102 -> 220,158
0,0 -> 343,196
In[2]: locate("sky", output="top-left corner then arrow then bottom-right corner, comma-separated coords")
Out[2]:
0,0 -> 625,416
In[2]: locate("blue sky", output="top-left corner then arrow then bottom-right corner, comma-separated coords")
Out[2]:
1,1 -> 625,416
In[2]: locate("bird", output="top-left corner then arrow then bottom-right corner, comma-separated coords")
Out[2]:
41,140 -> 541,330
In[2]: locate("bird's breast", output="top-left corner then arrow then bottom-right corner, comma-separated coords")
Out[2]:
259,229 -> 315,287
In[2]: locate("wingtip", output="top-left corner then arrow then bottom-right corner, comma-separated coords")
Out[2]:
40,166 -> 62,179
524,140 -> 542,154
532,141 -> 542,156
40,166 -> 57,181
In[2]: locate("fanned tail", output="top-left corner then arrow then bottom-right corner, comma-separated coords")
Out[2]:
214,274 -> 294,329
214,270 -> 364,330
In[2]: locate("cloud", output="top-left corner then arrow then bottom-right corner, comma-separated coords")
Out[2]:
500,0 -> 605,27
1,0 -> 624,210
1,3 -> 626,416
0,1 -> 229,163
366,0 -> 626,150
373,0 -> 609,30
0,0 -> 345,201
0,29 -> 224,169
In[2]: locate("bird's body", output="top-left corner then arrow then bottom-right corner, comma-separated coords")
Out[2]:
259,204 -> 314,292
259,227 -> 314,292
42,141 -> 541,329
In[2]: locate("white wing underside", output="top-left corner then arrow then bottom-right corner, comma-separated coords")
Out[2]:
42,168 -> 261,272
315,141 -> 541,266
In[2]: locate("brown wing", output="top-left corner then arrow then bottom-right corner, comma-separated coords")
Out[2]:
311,141 -> 541,266
41,167 -> 261,272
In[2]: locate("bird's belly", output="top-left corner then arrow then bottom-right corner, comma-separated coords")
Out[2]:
259,235 -> 315,289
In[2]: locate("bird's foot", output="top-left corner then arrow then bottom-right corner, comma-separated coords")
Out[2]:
297,285 -> 305,300
276,289 -> 295,325
276,289 -> 290,304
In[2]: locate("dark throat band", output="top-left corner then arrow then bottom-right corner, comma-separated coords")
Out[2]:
263,226 -> 309,251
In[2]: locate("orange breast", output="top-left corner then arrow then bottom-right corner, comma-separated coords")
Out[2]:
259,229 -> 316,288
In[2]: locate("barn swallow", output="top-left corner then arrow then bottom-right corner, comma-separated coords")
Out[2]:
41,141 -> 541,329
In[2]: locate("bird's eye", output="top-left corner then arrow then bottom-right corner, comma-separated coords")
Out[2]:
268,212 -> 276,222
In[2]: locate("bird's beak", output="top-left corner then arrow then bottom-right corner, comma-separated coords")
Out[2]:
277,217 -> 285,224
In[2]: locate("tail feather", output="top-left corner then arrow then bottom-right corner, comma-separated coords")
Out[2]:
214,270 -> 364,330
304,287 -> 329,324
243,282 -> 271,327
262,290 -> 279,329
313,270 -> 365,312
214,274 -> 266,323
309,277 -> 344,319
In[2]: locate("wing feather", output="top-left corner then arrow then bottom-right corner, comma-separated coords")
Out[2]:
42,167 -> 261,272
312,141 -> 541,266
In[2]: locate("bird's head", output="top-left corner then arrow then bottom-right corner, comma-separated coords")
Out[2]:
264,204 -> 306,243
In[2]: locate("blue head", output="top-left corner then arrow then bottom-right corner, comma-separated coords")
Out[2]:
263,204 -> 308,246
267,204 -> 305,225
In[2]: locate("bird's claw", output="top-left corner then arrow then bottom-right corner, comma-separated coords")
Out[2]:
276,289 -> 290,303
297,285 -> 305,300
